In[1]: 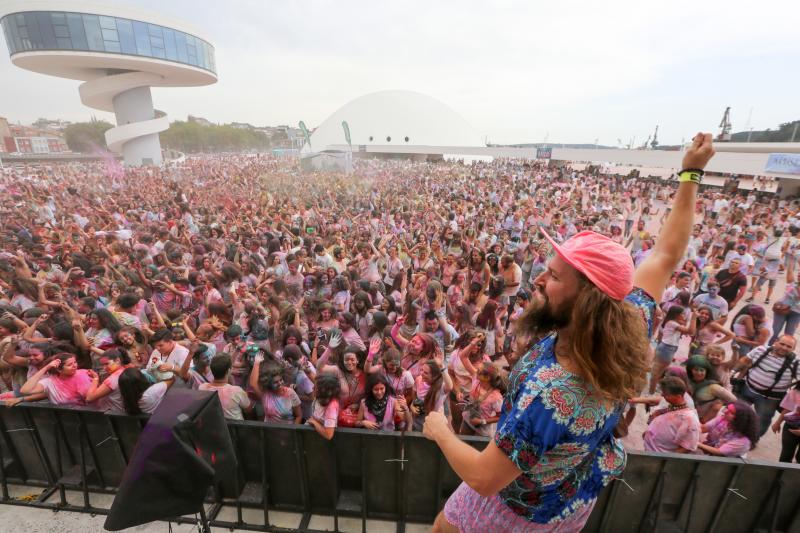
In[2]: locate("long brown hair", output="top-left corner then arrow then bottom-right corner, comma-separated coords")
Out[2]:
476,301 -> 498,330
408,333 -> 439,361
516,277 -> 649,402
422,360 -> 443,415
477,362 -> 507,395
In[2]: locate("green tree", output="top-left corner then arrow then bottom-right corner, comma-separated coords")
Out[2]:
63,120 -> 114,152
731,119 -> 800,142
160,121 -> 271,153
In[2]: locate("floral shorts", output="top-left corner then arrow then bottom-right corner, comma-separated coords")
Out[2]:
443,482 -> 596,533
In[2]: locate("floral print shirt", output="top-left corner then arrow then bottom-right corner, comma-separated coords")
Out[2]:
494,287 -> 655,524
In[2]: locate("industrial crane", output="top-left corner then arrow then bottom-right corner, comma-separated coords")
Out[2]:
717,107 -> 732,141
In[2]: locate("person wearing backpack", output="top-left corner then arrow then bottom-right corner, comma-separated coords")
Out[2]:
732,334 -> 799,436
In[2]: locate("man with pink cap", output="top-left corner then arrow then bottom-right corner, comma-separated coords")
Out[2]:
424,134 -> 716,532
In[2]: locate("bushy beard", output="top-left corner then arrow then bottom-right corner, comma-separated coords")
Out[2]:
516,292 -> 572,339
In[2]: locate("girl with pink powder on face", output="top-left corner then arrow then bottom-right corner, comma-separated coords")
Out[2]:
19,352 -> 94,406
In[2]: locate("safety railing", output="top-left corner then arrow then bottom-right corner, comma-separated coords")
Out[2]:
0,402 -> 798,532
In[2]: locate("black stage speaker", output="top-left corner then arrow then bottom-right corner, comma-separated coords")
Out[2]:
104,388 -> 236,531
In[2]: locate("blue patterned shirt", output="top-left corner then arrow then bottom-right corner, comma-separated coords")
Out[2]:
494,287 -> 655,524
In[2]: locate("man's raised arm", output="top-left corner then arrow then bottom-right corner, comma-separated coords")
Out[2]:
634,133 -> 715,302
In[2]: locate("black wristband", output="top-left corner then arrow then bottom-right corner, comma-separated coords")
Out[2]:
679,168 -> 705,176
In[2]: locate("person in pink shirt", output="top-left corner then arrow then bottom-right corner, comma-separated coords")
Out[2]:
365,344 -> 414,406
393,330 -> 439,381
459,362 -> 505,438
447,331 -> 489,431
307,373 -> 341,440
250,355 -> 301,424
200,355 -> 252,421
20,353 -> 93,406
411,359 -> 453,431
336,314 -> 366,351
644,376 -> 701,454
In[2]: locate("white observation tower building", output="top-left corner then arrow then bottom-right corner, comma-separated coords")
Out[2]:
0,1 -> 217,165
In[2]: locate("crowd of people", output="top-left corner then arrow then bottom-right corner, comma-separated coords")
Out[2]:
0,151 -> 797,468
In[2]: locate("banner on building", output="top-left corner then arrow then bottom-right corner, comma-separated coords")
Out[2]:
536,147 -> 552,159
765,153 -> 800,175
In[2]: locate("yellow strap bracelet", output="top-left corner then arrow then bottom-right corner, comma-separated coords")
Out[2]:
678,170 -> 702,184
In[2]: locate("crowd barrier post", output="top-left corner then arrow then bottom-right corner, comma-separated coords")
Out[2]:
0,428 -> 10,501
0,411 -> 22,500
292,427 -> 312,527
678,462 -> 701,532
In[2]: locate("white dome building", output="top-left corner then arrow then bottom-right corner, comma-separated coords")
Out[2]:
303,90 -> 484,161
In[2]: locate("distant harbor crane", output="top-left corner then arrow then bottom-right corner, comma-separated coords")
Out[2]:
717,107 -> 732,141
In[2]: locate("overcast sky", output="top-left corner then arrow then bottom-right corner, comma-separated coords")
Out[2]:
1,0 -> 798,145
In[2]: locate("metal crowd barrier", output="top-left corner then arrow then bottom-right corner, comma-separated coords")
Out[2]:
0,402 -> 798,532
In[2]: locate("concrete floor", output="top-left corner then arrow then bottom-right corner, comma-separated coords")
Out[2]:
0,507 -> 421,533
0,484 -> 423,532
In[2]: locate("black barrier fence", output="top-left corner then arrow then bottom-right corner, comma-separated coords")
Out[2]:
0,402 -> 798,532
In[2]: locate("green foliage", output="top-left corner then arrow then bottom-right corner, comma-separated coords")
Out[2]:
731,120 -> 800,142
160,121 -> 270,153
63,120 -> 114,152
63,119 -> 271,154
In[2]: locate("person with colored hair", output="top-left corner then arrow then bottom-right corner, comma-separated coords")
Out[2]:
698,401 -> 759,458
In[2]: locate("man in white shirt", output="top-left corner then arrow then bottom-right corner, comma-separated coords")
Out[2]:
691,282 -> 729,322
712,196 -> 729,220
147,329 -> 190,383
662,272 -> 692,306
688,226 -> 704,259
723,244 -> 755,275
313,244 -> 334,271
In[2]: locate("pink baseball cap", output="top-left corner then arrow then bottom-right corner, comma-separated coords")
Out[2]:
541,230 -> 634,301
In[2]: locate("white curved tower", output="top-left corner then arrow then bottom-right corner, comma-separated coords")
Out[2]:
0,1 -> 217,165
